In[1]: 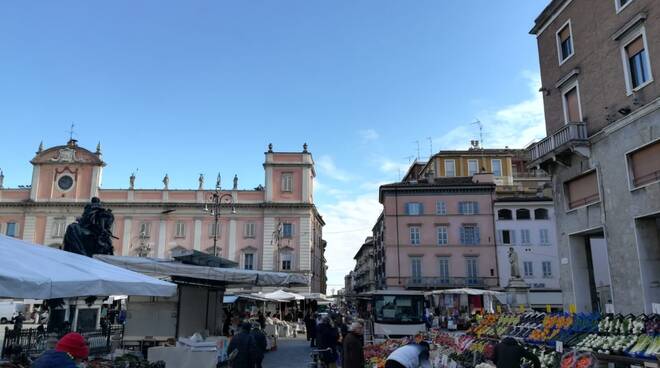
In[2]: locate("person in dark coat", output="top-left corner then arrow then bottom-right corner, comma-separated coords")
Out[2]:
305,313 -> 318,347
257,311 -> 266,330
317,317 -> 339,367
342,322 -> 364,368
250,323 -> 268,368
227,323 -> 257,368
492,337 -> 540,368
32,332 -> 89,368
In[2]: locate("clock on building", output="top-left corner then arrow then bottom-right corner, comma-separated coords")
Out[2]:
57,175 -> 74,191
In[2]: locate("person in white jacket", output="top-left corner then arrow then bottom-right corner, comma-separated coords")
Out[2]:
385,342 -> 431,368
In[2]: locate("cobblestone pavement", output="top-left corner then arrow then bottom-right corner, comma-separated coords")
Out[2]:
263,337 -> 313,368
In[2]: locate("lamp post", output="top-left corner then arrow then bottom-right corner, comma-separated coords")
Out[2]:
204,173 -> 236,257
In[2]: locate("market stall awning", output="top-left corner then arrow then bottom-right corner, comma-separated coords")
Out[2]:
426,288 -> 505,296
0,235 -> 177,299
95,255 -> 309,287
300,292 -> 332,301
263,289 -> 305,301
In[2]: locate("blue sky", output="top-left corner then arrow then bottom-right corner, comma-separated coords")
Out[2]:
0,1 -> 549,291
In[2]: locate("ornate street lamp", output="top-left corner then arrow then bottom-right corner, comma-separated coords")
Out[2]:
204,173 -> 236,257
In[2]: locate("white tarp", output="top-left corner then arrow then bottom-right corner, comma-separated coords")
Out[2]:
300,292 -> 332,301
0,235 -> 177,299
95,255 -> 309,287
263,289 -> 305,301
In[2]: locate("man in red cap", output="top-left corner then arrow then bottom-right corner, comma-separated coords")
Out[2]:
33,332 -> 89,367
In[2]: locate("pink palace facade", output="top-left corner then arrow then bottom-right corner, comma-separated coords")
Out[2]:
0,139 -> 327,293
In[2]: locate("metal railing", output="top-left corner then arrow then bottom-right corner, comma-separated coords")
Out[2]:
1,324 -> 124,359
528,123 -> 588,161
405,276 -> 498,289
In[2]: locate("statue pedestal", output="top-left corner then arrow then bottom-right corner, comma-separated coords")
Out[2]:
505,277 -> 531,310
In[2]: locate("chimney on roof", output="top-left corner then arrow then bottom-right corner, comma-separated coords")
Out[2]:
470,140 -> 480,150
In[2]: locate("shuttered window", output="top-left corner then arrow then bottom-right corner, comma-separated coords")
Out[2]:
628,140 -> 660,187
563,86 -> 581,123
626,36 -> 650,89
566,171 -> 600,209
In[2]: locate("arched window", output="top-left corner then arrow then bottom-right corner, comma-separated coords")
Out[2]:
534,208 -> 549,220
498,209 -> 513,220
516,208 -> 531,220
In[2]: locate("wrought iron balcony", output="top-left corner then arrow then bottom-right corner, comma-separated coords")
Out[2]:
405,276 -> 498,289
527,123 -> 589,168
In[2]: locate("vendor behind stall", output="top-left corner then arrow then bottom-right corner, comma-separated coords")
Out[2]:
385,342 -> 431,368
492,337 -> 540,368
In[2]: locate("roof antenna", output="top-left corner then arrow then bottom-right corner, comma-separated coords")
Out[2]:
471,120 -> 483,148
68,123 -> 76,141
414,140 -> 420,161
427,137 -> 433,157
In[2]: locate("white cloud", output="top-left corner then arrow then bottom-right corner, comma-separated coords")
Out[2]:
434,71 -> 546,150
379,159 -> 410,177
358,129 -> 379,142
317,155 -> 352,182
318,194 -> 383,291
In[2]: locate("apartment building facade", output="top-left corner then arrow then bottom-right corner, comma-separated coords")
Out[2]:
378,174 -> 499,290
352,237 -> 375,294
494,198 -> 562,308
528,0 -> 660,313
0,139 -> 327,293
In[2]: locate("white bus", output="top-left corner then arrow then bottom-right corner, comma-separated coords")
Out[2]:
368,290 -> 426,338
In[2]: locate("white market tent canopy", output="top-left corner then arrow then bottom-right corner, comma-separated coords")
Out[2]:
426,288 -> 505,296
263,289 -> 305,302
96,255 -> 309,287
0,235 -> 177,299
300,292 -> 332,302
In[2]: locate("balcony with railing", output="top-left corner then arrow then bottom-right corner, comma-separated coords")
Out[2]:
404,276 -> 499,289
527,123 -> 589,168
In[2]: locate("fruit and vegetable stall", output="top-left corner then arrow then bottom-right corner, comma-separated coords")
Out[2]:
362,312 -> 659,368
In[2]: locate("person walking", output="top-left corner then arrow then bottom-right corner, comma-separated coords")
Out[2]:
13,312 -> 24,332
342,322 -> 364,368
32,332 -> 89,368
307,313 -> 318,347
385,342 -> 431,368
317,317 -> 339,368
492,337 -> 540,368
250,323 -> 268,368
227,323 -> 257,368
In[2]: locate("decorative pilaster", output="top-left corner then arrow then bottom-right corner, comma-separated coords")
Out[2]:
262,217 -> 276,271
22,216 -> 36,243
121,218 -> 132,256
193,219 -> 202,251
158,220 -> 166,258
228,219 -> 237,261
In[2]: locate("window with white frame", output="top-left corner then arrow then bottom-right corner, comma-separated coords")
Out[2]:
622,29 -> 653,93
52,218 -> 67,238
562,81 -> 582,123
615,0 -> 633,13
281,173 -> 293,192
460,224 -> 480,245
411,257 -> 423,283
458,201 -> 479,215
436,200 -> 447,215
542,261 -> 552,278
410,226 -> 421,245
523,261 -> 534,277
208,222 -> 221,238
498,229 -> 515,245
437,226 -> 448,245
467,159 -> 479,176
244,253 -> 254,270
516,208 -> 531,220
556,20 -> 574,63
244,222 -> 256,238
5,222 -> 17,237
465,257 -> 478,283
520,229 -> 531,244
174,222 -> 186,238
280,251 -> 293,271
498,209 -> 513,220
491,159 -> 502,177
534,208 -> 549,220
540,229 -> 550,245
438,257 -> 450,283
406,202 -> 423,215
139,222 -> 152,237
444,160 -> 456,177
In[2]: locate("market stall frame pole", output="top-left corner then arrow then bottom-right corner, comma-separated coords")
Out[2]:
204,173 -> 236,257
